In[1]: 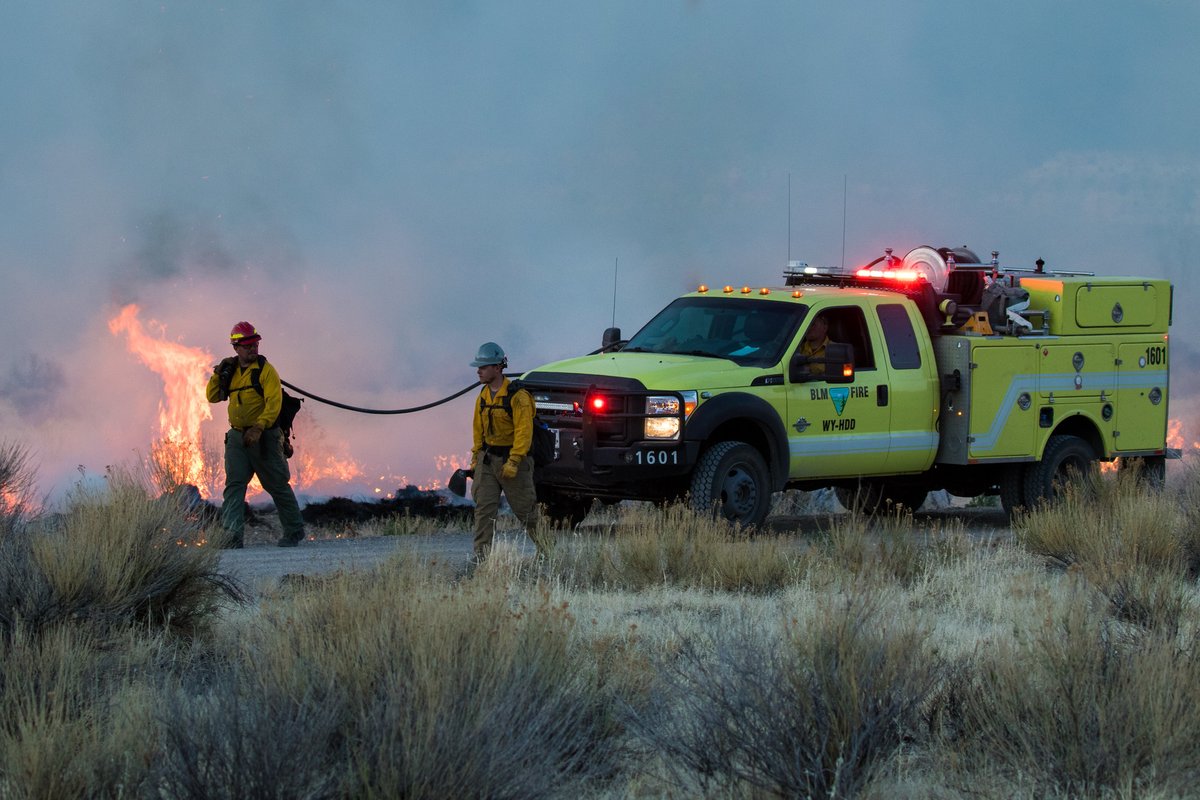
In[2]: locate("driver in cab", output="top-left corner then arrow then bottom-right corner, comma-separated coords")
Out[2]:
799,313 -> 831,376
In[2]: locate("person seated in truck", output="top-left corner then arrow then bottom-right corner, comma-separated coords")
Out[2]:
798,313 -> 832,376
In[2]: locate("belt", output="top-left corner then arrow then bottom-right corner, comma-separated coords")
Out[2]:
483,445 -> 512,461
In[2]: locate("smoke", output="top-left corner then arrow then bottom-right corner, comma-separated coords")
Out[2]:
2,1 -> 1198,503
0,356 -> 66,423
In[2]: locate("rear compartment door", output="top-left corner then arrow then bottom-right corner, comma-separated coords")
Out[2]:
1114,340 -> 1170,451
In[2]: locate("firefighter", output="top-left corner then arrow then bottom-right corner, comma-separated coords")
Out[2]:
468,341 -> 548,561
206,321 -> 306,548
799,312 -> 831,376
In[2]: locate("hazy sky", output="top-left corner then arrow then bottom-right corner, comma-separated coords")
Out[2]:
2,1 -> 1197,501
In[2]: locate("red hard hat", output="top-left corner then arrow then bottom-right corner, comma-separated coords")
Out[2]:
230,321 -> 261,344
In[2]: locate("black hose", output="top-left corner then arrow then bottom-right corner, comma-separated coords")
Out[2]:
280,379 -> 481,415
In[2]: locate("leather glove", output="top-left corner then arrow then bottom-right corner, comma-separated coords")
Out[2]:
242,425 -> 264,447
501,459 -> 519,480
215,357 -> 238,400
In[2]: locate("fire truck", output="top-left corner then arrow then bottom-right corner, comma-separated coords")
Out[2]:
521,246 -> 1175,527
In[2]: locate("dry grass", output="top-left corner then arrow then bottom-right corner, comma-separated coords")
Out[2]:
4,442 -> 1200,799
0,466 -> 245,644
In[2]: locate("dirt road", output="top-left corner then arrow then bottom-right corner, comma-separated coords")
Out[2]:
217,505 -> 1012,591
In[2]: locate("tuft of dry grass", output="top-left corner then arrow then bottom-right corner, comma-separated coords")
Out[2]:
960,591 -> 1200,796
0,441 -> 38,538
1016,468 -> 1197,637
0,466 -> 245,644
0,625 -> 167,798
626,588 -> 950,799
233,556 -> 625,798
548,502 -> 805,593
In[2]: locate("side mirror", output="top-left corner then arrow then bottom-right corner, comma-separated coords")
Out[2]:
789,342 -> 856,384
601,327 -> 622,351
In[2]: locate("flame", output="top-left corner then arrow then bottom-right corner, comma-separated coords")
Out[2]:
108,305 -> 215,491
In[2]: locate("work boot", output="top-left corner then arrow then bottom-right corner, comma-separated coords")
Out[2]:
277,530 -> 305,548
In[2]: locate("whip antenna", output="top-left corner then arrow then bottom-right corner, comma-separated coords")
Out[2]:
611,257 -> 619,328
841,174 -> 847,271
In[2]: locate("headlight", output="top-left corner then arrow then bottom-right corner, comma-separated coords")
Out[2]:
644,391 -> 697,440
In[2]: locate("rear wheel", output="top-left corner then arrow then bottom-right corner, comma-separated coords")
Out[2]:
689,441 -> 771,528
1023,434 -> 1096,508
999,464 -> 1027,518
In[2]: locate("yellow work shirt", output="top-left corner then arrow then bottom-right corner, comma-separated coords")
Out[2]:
206,358 -> 282,430
472,378 -> 533,466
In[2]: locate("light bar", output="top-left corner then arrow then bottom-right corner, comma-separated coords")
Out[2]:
855,268 -> 921,282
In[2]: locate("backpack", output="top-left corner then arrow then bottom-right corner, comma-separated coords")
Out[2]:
479,379 -> 556,468
248,356 -> 303,458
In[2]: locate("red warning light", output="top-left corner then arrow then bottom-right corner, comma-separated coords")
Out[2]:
589,396 -> 608,412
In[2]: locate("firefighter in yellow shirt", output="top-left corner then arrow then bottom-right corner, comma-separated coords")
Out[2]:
468,342 -> 548,561
205,321 -> 305,549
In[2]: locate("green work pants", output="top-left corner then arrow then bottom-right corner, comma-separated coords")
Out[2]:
471,454 -> 545,559
221,427 -> 304,544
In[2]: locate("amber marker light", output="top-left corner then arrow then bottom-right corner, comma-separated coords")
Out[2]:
842,364 -> 854,378
723,285 -> 734,293
698,284 -> 709,293
759,287 -> 770,295
792,290 -> 803,298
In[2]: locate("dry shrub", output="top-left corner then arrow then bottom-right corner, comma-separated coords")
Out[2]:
962,594 -> 1200,796
812,507 -> 931,588
1017,468 -> 1195,634
0,625 -> 162,798
628,590 -> 948,799
147,435 -> 223,498
1169,459 -> 1200,573
153,680 -> 346,800
0,441 -> 38,538
242,556 -> 622,799
552,502 -> 803,593
0,467 -> 244,642
1017,467 -> 1182,572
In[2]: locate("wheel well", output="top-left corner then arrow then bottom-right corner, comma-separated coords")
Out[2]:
1048,415 -> 1103,459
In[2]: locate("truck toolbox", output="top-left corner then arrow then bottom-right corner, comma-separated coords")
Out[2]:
1022,277 -> 1171,335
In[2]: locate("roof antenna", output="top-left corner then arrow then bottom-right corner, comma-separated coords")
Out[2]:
611,257 -> 619,329
841,174 -> 847,271
787,171 -> 792,264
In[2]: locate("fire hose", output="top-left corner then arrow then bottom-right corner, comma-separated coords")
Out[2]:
279,379 -> 480,414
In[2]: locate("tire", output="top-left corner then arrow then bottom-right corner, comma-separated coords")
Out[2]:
538,487 -> 592,529
999,464 -> 1027,518
1023,434 -> 1096,508
689,441 -> 772,528
836,482 -> 926,515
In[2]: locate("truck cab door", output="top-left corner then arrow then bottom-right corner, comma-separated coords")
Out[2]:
874,302 -> 939,472
785,305 -> 893,479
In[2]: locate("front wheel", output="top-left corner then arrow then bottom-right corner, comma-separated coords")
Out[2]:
538,487 -> 592,529
689,441 -> 772,529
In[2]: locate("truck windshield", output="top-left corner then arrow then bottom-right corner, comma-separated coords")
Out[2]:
623,297 -> 806,367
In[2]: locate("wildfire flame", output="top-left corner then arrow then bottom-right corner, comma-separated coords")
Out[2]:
108,305 -> 214,491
